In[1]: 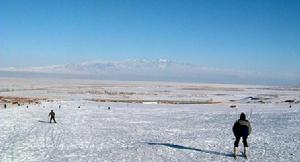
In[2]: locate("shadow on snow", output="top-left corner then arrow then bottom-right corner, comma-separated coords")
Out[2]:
38,120 -> 49,123
147,142 -> 239,158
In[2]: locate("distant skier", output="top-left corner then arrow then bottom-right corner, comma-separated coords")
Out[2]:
108,107 -> 111,110
49,110 -> 56,123
232,112 -> 252,159
4,104 -> 6,108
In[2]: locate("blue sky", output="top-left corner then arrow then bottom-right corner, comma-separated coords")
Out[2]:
0,0 -> 300,84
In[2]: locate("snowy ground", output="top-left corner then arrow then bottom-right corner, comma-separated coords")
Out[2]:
0,78 -> 299,161
0,100 -> 299,162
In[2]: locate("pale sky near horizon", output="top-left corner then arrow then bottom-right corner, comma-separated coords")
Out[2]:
0,0 -> 300,84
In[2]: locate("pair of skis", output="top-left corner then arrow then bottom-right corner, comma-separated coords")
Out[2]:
234,150 -> 248,160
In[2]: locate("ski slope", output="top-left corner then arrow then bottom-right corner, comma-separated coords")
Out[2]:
0,101 -> 299,162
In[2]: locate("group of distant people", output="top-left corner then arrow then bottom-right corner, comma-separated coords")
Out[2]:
2,101 -> 287,159
47,104 -> 250,158
46,105 -> 111,124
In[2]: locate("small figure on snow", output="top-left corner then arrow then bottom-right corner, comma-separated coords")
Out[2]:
107,107 -> 111,110
49,110 -> 56,123
4,104 -> 6,109
232,112 -> 252,159
59,105 -> 61,109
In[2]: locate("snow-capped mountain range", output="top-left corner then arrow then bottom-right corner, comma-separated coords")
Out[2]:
0,59 -> 299,85
0,59 -> 242,75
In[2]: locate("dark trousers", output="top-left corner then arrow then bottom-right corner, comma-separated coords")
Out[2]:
234,136 -> 248,147
50,117 -> 56,123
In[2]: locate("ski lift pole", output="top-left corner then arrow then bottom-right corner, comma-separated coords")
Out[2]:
248,108 -> 252,121
236,106 -> 239,119
249,105 -> 255,121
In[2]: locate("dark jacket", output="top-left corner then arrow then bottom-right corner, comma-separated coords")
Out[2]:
233,119 -> 252,137
49,111 -> 55,118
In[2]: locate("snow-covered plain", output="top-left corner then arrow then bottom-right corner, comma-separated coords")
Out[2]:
0,78 -> 299,162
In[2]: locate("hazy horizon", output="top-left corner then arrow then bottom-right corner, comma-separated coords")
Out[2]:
0,59 -> 299,86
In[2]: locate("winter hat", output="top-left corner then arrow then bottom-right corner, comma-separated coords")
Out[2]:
240,113 -> 246,120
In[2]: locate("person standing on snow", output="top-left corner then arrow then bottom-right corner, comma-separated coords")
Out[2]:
232,112 -> 252,158
49,110 -> 56,123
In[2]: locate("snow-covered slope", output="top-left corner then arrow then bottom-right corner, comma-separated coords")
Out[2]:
0,101 -> 299,162
0,78 -> 299,161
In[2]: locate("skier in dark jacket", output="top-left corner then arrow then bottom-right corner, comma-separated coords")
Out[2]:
49,110 -> 56,123
232,112 -> 252,158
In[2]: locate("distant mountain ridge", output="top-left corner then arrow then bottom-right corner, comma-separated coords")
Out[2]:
0,59 -> 230,75
0,59 -> 299,85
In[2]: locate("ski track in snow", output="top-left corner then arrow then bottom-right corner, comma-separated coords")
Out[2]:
0,102 -> 299,162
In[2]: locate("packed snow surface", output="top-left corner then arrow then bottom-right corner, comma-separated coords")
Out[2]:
0,78 -> 299,161
0,101 -> 299,162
